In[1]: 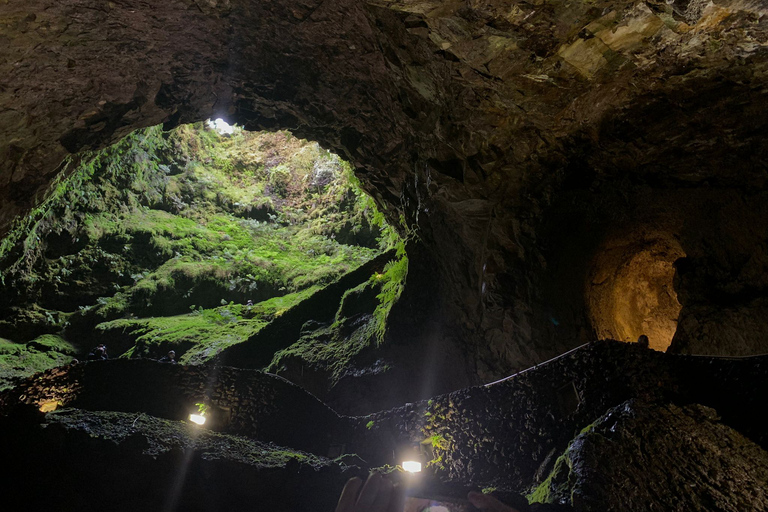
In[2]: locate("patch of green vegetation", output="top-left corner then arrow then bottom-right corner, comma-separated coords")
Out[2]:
370,240 -> 408,345
0,127 -> 174,285
267,314 -> 379,384
419,399 -> 454,472
98,309 -> 266,364
97,287 -> 322,364
366,420 -> 375,430
425,432 -> 450,470
0,121 -> 403,373
430,433 -> 449,451
26,334 -> 77,354
527,422 -> 600,505
527,452 -> 570,505
0,335 -> 75,390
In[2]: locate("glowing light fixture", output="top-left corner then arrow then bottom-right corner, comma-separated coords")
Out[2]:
401,442 -> 424,473
189,413 -> 206,425
402,460 -> 422,473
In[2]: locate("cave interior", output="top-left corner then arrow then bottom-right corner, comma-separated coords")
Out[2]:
1,0 -> 768,511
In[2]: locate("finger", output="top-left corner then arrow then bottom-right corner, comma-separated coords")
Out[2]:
387,483 -> 406,512
467,492 -> 520,512
370,476 -> 393,512
356,472 -> 384,510
336,477 -> 364,512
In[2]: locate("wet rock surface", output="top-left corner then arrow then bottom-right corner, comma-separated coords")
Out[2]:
356,341 -> 768,491
537,400 -> 768,512
0,406 -> 361,512
1,341 -> 766,511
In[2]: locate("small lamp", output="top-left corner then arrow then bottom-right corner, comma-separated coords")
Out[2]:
189,413 -> 206,425
402,460 -> 422,473
189,401 -> 208,426
401,442 -> 423,473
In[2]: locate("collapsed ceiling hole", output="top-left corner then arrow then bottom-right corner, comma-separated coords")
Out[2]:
587,234 -> 685,351
0,122 -> 411,411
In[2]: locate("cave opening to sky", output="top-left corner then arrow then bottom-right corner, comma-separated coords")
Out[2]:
0,121 -> 408,407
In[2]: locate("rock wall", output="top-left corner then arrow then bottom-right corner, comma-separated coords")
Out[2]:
2,0 -> 768,398
536,400 -> 768,512
356,341 -> 768,492
2,340 -> 767,511
539,184 -> 768,358
0,359 -> 353,455
0,407 -> 362,512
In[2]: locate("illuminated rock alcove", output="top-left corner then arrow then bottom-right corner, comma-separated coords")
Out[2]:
587,234 -> 684,351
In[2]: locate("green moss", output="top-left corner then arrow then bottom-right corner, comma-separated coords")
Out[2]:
527,452 -> 570,504
97,288 -> 321,362
527,422 -> 600,505
370,242 -> 408,344
267,316 -> 379,383
0,335 -> 75,390
247,286 -> 321,318
98,310 -> 267,363
26,334 -> 77,354
1,121 -> 403,378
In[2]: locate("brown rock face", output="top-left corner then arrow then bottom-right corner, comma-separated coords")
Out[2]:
541,400 -> 768,512
2,0 -> 768,398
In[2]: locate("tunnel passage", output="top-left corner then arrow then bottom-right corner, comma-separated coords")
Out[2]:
586,234 -> 685,351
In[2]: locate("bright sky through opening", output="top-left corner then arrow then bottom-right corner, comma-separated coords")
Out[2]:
207,118 -> 236,135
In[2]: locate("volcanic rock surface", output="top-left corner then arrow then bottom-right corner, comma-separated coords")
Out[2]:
2,341 -> 766,511
0,341 -> 768,512
536,400 -> 768,512
1,407 -> 362,512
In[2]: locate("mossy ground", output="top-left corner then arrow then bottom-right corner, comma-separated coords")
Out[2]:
98,287 -> 319,363
0,123 -> 404,376
0,335 -> 75,390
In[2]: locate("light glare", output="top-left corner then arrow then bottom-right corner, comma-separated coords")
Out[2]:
207,118 -> 235,135
189,413 -> 206,425
402,460 -> 422,473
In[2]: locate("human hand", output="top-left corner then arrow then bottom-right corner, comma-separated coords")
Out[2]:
336,472 -> 405,512
467,491 -> 521,512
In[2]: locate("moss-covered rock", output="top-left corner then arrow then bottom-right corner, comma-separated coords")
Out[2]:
0,123 -> 403,375
0,334 -> 75,390
93,289 -> 318,363
528,400 -> 768,511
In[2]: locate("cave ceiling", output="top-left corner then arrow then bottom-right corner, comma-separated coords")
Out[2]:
2,0 -> 768,388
